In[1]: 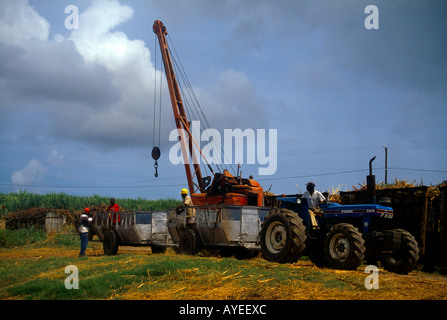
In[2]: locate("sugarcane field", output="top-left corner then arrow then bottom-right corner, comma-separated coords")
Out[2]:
1,1 -> 447,315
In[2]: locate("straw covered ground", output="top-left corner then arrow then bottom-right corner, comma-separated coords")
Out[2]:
1,242 -> 446,301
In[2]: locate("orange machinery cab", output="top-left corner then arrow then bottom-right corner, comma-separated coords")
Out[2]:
191,169 -> 264,207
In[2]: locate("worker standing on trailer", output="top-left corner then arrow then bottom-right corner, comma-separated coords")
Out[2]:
107,198 -> 121,224
78,208 -> 94,257
180,188 -> 195,223
303,182 -> 326,228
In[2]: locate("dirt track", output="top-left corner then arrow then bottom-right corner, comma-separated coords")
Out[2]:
1,244 -> 446,300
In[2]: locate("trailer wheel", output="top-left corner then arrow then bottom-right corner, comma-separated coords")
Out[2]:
103,231 -> 119,256
325,223 -> 365,270
151,245 -> 167,254
233,247 -> 259,260
179,229 -> 201,255
260,208 -> 307,263
88,229 -> 94,241
381,229 -> 419,275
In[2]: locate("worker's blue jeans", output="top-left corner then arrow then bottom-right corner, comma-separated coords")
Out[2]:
79,232 -> 89,256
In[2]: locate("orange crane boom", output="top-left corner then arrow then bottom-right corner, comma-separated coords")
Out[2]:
153,20 -> 204,194
153,20 -> 264,207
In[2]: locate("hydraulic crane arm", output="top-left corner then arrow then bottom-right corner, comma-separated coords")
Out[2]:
153,20 -> 205,194
153,20 -> 264,207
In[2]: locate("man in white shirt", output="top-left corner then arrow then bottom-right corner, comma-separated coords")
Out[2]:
302,182 -> 326,228
78,208 -> 94,257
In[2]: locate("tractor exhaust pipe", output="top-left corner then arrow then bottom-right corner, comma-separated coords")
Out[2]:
367,156 -> 376,204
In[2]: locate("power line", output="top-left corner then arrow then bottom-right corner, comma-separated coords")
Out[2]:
1,167 -> 444,190
258,167 -> 447,182
388,167 -> 447,174
0,183 -> 183,189
257,169 -> 369,182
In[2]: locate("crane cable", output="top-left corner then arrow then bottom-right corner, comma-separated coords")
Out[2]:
151,34 -> 162,177
167,34 -> 236,177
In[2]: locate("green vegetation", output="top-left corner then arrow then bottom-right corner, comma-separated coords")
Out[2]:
0,227 -> 78,248
0,226 -> 47,247
0,191 -> 181,217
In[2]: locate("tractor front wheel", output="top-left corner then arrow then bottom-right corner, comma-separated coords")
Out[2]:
325,223 -> 365,270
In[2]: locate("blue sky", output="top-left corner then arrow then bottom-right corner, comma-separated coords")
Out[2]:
0,0 -> 446,201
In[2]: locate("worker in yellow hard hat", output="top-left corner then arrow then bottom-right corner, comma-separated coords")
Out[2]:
179,188 -> 195,223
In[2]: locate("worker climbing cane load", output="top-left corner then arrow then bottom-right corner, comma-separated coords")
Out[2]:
176,188 -> 195,223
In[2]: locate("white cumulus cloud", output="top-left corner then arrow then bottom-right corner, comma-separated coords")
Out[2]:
0,0 -> 270,153
11,159 -> 47,185
0,0 -> 49,45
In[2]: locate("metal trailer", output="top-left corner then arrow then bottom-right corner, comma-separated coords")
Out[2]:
167,205 -> 270,258
90,210 -> 175,255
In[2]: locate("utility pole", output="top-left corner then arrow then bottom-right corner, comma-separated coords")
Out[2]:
383,145 -> 388,184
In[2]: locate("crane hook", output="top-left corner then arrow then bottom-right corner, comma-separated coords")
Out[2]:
152,146 -> 161,178
154,160 -> 159,178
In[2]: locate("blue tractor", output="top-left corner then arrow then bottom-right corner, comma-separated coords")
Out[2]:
260,158 -> 420,274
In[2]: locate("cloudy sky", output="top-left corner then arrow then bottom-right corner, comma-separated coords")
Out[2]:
0,0 -> 446,200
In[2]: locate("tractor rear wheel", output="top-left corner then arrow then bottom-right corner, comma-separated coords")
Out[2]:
179,228 -> 201,255
103,231 -> 119,256
260,208 -> 307,263
325,223 -> 365,270
381,229 -> 419,274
